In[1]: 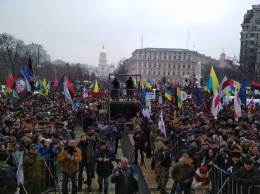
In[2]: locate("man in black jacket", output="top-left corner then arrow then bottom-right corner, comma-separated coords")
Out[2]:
110,157 -> 138,194
95,141 -> 115,194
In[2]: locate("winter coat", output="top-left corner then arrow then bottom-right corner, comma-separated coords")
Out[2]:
0,162 -> 17,194
154,138 -> 165,162
58,147 -> 82,174
95,148 -> 115,177
171,161 -> 195,188
191,168 -> 212,194
149,124 -> 158,151
23,152 -> 46,183
77,140 -> 95,170
110,166 -> 138,194
230,166 -> 259,194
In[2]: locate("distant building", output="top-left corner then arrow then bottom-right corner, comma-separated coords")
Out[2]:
124,48 -> 218,84
18,43 -> 51,66
89,65 -> 99,75
240,4 -> 260,66
107,63 -> 116,74
52,59 -> 66,66
219,52 -> 227,67
98,46 -> 108,77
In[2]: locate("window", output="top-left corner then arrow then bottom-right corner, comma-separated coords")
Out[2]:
139,55 -> 142,59
154,55 -> 156,59
149,63 -> 151,68
250,41 -> 255,45
251,33 -> 255,38
159,64 -> 161,68
256,10 -> 260,14
153,71 -> 156,75
172,71 -> 175,75
164,56 -> 167,60
178,55 -> 181,60
183,64 -> 185,68
163,71 -> 165,75
169,56 -> 171,60
169,64 -> 171,68
174,56 -> 176,60
164,63 -> 166,67
154,63 -> 156,68
168,72 -> 170,75
148,71 -> 151,75
173,64 -> 176,68
144,71 -> 146,75
178,64 -> 180,68
143,55 -> 146,59
243,26 -> 248,31
255,17 -> 260,25
252,26 -> 257,31
178,72 -> 180,75
158,71 -> 161,75
188,64 -> 190,68
187,72 -> 190,75
149,55 -> 151,59
182,72 -> 185,75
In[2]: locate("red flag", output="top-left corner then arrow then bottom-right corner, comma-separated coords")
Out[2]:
57,74 -> 73,104
248,97 -> 254,118
6,72 -> 15,89
234,91 -> 242,121
65,76 -> 75,97
54,77 -> 58,87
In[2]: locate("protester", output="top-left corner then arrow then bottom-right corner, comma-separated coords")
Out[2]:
191,166 -> 211,194
58,139 -> 82,194
23,144 -> 46,194
110,157 -> 139,194
230,157 -> 260,194
95,141 -> 115,194
0,152 -> 17,194
171,153 -> 195,194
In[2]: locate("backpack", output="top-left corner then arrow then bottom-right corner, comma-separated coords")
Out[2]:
160,148 -> 172,167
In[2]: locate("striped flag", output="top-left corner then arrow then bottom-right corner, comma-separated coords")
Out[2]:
177,82 -> 182,108
211,90 -> 222,117
218,76 -> 230,98
234,90 -> 242,121
248,97 -> 254,118
164,89 -> 172,101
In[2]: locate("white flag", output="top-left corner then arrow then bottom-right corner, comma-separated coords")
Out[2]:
211,90 -> 222,117
158,110 -> 166,137
16,151 -> 24,184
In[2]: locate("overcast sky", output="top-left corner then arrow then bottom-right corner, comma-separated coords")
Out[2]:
0,0 -> 259,66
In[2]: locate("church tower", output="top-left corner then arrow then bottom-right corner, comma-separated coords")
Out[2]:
98,45 -> 108,77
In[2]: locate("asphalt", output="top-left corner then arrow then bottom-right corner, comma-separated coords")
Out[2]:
48,127 -> 174,194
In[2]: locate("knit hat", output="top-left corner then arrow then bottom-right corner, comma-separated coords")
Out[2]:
199,166 -> 208,174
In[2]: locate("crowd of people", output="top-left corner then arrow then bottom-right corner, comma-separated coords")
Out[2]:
0,79 -> 260,194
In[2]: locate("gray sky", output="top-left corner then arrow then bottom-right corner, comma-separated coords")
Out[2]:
0,0 -> 259,66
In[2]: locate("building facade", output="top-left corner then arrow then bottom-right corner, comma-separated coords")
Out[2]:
124,48 -> 218,85
240,4 -> 260,66
98,46 -> 108,77
18,43 -> 51,66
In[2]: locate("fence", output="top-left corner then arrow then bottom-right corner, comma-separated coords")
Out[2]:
170,140 -> 260,194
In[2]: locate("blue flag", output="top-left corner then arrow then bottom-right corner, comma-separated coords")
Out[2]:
238,81 -> 247,105
195,85 -> 201,106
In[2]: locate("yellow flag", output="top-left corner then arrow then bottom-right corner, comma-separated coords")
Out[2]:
174,110 -> 177,122
93,81 -> 99,92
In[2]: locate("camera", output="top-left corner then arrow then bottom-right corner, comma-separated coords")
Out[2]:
115,158 -> 121,163
66,146 -> 77,155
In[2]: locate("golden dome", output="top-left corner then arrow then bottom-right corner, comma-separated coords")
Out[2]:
100,45 -> 106,54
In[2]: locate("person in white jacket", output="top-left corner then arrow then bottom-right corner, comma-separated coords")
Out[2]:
191,165 -> 212,194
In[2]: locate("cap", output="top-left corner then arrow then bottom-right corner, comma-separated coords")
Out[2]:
9,140 -> 17,144
24,138 -> 32,143
41,129 -> 48,134
159,132 -> 166,137
243,157 -> 253,164
100,141 -> 106,146
199,166 -> 208,174
29,144 -> 37,150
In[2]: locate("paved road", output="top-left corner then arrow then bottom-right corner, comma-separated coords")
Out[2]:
49,127 -> 174,194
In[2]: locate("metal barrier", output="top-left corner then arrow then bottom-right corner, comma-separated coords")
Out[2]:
170,140 -> 186,159
109,88 -> 141,101
74,111 -> 83,127
41,154 -> 61,194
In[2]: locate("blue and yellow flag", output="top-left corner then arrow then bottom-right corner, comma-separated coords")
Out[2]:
177,82 -> 182,108
133,78 -> 137,88
38,78 -> 48,95
93,81 -> 99,92
133,172 -> 138,181
146,78 -> 152,89
164,89 -> 172,101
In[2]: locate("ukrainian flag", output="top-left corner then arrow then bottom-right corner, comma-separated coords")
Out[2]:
164,89 -> 172,101
146,78 -> 152,89
39,78 -> 49,95
133,172 -> 138,181
93,81 -> 99,92
177,82 -> 182,108
133,78 -> 137,88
